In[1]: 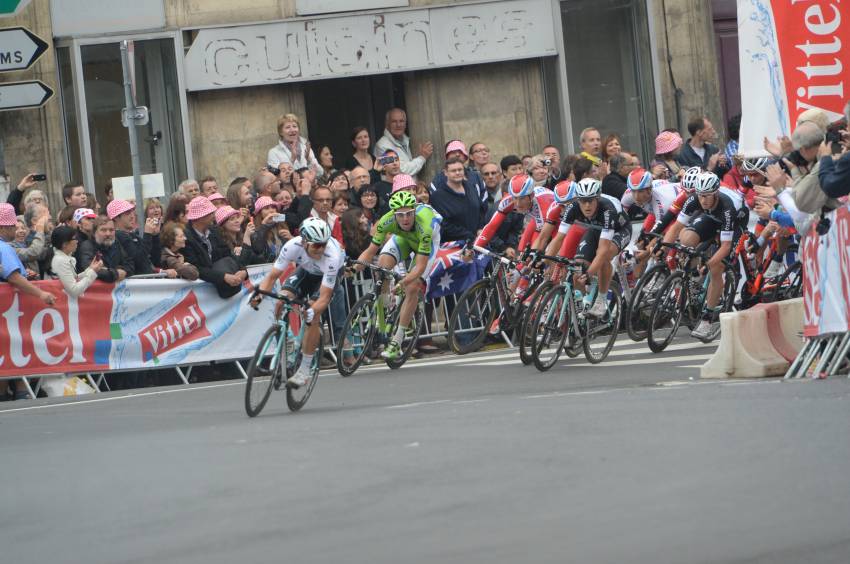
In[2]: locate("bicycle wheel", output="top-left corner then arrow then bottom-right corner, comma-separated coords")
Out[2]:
626,264 -> 669,342
385,299 -> 425,369
583,281 -> 623,364
531,284 -> 571,372
336,293 -> 378,377
518,280 -> 552,366
244,325 -> 284,418
647,272 -> 687,353
697,265 -> 738,343
447,278 -> 498,355
286,328 -> 323,412
765,261 -> 802,302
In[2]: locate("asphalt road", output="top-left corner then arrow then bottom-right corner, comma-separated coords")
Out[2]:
2,337 -> 850,564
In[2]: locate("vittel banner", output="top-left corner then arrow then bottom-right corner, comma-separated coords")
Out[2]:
738,0 -> 850,156
0,266 -> 277,378
802,205 -> 850,337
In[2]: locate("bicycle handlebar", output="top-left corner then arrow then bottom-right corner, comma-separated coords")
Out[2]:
659,241 -> 709,258
472,245 -> 514,266
345,258 -> 404,281
251,288 -> 308,307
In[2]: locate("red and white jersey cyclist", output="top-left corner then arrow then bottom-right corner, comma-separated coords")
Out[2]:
474,174 -> 554,258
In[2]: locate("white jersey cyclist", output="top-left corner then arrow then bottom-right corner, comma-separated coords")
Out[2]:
274,235 -> 345,291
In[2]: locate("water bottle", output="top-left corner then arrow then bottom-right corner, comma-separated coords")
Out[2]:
623,253 -> 636,288
514,275 -> 530,299
286,326 -> 297,365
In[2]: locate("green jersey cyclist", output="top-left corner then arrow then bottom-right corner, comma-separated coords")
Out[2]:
355,191 -> 443,360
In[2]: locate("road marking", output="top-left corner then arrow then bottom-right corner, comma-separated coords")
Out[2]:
353,337 -> 702,373
0,381 -> 245,414
466,349 -> 716,368
385,399 -> 453,410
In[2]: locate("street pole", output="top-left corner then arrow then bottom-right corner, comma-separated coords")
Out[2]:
120,40 -> 145,231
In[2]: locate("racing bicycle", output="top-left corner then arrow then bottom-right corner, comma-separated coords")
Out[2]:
245,289 -> 323,417
335,259 -> 425,375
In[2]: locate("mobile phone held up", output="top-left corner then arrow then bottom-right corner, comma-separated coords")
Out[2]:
379,155 -> 396,166
272,214 -> 288,223
31,173 -> 47,182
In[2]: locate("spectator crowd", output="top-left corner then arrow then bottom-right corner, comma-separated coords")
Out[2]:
2,102 -> 850,400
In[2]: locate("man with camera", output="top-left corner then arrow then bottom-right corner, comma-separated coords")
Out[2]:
817,101 -> 850,200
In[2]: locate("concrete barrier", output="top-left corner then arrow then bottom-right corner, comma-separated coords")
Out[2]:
701,298 -> 804,379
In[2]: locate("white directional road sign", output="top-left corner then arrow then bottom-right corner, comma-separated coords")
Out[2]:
0,80 -> 52,111
0,27 -> 48,72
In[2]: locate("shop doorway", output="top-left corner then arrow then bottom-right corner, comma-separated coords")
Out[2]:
303,74 -> 405,172
57,34 -> 192,203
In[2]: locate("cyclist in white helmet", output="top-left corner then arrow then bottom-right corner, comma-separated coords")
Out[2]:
661,171 -> 741,340
252,216 -> 345,387
557,177 -> 631,318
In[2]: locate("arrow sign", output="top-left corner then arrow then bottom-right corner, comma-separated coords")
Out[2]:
0,80 -> 52,111
0,27 -> 48,72
0,1 -> 31,17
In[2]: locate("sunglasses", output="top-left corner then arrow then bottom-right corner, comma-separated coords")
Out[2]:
578,197 -> 598,204
308,241 -> 328,249
394,210 -> 415,220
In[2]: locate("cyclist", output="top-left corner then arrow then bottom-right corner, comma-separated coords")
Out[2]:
621,168 -> 684,275
472,174 -> 554,258
661,171 -> 743,339
250,217 -> 344,388
355,190 -> 442,361
556,177 -> 631,318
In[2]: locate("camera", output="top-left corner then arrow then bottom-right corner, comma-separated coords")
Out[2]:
272,213 -> 288,224
379,155 -> 397,166
32,173 -> 46,182
542,158 -> 552,167
825,118 -> 846,147
266,164 -> 281,176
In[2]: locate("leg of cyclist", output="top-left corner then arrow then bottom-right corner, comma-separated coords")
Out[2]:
378,235 -> 411,360
286,271 -> 333,387
680,217 -> 727,339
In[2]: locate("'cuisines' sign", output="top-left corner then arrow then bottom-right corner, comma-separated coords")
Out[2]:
183,0 -> 556,91
737,0 -> 850,155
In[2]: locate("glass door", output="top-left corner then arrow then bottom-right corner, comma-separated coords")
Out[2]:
75,37 -> 188,202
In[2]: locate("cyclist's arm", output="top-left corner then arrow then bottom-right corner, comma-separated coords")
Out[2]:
403,253 -> 429,286
532,222 -> 555,251
310,284 -> 335,316
708,241 -> 732,269
516,220 -> 537,254
475,197 -> 513,247
357,241 -> 382,265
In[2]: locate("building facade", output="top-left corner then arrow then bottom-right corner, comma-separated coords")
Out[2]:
0,0 -> 726,204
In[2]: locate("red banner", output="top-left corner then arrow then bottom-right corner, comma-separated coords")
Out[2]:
774,0 -> 850,126
0,281 -> 113,377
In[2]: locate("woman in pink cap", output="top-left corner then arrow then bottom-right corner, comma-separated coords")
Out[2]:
650,129 -> 685,180
250,196 -> 287,262
216,205 -> 259,266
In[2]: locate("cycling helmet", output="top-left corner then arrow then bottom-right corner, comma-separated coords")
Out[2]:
507,174 -> 535,199
693,171 -> 720,195
553,180 -> 578,204
681,166 -> 702,193
741,157 -> 770,174
299,216 -> 332,244
389,190 -> 417,211
627,168 -> 653,191
574,177 -> 602,198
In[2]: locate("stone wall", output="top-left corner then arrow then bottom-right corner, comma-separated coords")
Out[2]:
0,0 -> 66,207
649,0 -> 726,138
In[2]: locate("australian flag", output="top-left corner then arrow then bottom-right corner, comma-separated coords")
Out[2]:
427,241 -> 490,300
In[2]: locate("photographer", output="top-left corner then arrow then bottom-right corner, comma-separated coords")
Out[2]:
817,101 -> 850,199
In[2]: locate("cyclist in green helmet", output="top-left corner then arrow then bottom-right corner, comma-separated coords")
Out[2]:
355,190 -> 443,360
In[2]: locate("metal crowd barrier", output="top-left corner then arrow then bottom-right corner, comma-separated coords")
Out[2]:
785,333 -> 850,379
4,265 -> 494,399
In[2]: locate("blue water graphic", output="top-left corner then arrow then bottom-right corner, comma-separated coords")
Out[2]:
748,0 -> 789,135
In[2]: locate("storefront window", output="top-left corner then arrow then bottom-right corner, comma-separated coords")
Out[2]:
560,0 -> 658,161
